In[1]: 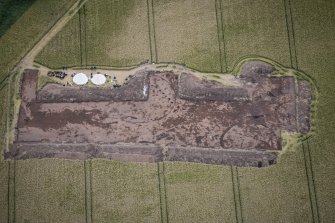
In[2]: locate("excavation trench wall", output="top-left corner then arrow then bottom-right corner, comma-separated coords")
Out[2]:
6,143 -> 277,167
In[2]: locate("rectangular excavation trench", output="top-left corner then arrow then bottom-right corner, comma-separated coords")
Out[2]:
5,62 -> 312,167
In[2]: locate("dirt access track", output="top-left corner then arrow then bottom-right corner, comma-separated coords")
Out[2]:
6,62 -> 312,167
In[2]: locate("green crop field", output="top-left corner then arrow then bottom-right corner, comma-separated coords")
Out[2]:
0,0 -> 334,222
35,13 -> 81,69
0,85 -> 8,156
238,148 -> 312,222
222,0 -> 291,71
14,160 -> 86,223
0,0 -> 78,83
0,161 -> 9,221
164,162 -> 236,222
91,160 -> 161,222
153,0 -> 222,72
0,0 -> 35,38
85,0 -> 151,67
37,0 -> 151,68
290,0 -> 335,221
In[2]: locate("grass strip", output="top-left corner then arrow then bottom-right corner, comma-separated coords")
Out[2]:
146,0 -> 158,63
7,161 -> 10,223
0,162 -> 9,222
5,74 -> 11,153
146,0 -> 153,63
8,160 -> 16,223
283,0 -> 298,68
89,160 -> 93,223
83,4 -> 88,66
287,0 -> 298,68
231,166 -> 243,223
84,160 -> 92,223
307,140 -> 320,223
79,8 -> 83,67
287,0 -> 319,220
151,0 -> 158,63
0,84 -> 8,161
218,0 -> 228,72
230,166 -> 238,223
157,163 -> 163,223
79,5 -> 87,67
162,162 -> 169,223
302,141 -> 320,223
214,0 -> 224,73
157,162 -> 168,223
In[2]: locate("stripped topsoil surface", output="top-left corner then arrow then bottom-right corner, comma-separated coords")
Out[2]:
7,62 -> 312,167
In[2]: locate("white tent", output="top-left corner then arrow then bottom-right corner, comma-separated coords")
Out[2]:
91,74 -> 106,85
73,73 -> 88,85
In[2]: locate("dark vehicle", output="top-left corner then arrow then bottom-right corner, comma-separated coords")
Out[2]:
47,71 -> 68,79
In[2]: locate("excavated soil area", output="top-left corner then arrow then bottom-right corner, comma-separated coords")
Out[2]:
7,62 -> 312,167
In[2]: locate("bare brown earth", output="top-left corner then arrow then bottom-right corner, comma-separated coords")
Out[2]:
6,62 -> 312,167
